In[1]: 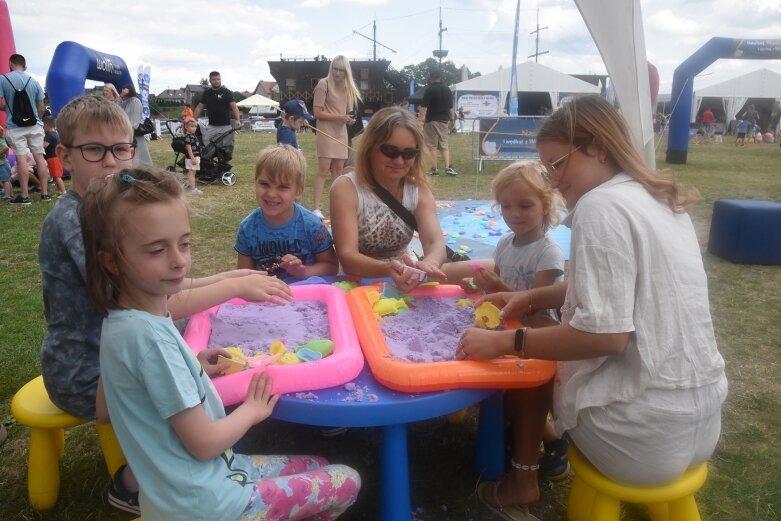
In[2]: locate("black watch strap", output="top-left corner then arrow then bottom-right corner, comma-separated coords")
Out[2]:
514,327 -> 529,358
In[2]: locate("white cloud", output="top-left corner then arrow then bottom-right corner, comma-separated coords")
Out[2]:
5,0 -> 781,97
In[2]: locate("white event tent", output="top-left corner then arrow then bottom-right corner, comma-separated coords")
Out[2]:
452,61 -> 600,110
693,68 -> 781,123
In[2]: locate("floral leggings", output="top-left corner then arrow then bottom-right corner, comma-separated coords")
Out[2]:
237,454 -> 360,521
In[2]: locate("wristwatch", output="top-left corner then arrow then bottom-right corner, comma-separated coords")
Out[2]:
514,327 -> 529,358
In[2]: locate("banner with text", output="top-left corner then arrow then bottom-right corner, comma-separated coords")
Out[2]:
456,91 -> 504,118
137,65 -> 151,119
477,117 -> 543,160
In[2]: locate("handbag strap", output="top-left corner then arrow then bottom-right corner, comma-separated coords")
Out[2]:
371,183 -> 418,231
371,183 -> 462,261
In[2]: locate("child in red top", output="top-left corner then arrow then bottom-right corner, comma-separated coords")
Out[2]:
43,116 -> 66,195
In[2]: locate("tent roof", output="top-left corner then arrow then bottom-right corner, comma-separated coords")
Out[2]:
696,68 -> 781,99
236,94 -> 279,108
453,61 -> 600,94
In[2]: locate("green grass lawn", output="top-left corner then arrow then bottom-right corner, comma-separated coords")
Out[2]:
0,131 -> 779,520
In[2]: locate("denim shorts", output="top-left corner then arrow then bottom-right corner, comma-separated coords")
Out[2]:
0,162 -> 11,183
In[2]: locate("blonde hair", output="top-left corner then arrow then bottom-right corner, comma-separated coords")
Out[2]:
80,166 -> 186,317
327,55 -> 362,107
103,83 -> 120,100
492,160 -> 564,231
537,95 -> 697,212
255,144 -> 307,193
56,95 -> 133,146
354,106 -> 429,190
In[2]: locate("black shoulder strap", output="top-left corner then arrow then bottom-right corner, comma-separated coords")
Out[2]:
2,74 -> 31,90
371,183 -> 418,231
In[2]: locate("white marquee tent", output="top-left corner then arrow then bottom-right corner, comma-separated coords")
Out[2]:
452,61 -> 600,108
694,68 -> 781,123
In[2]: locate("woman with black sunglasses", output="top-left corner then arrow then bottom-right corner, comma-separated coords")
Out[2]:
329,106 -> 448,292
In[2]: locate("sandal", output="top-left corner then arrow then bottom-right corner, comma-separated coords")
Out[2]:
477,480 -> 541,521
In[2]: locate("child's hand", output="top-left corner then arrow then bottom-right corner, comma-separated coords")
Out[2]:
473,268 -> 510,294
477,291 -> 530,320
243,373 -> 279,423
197,348 -> 232,377
234,273 -> 292,304
279,254 -> 307,280
460,277 -> 481,293
410,255 -> 447,283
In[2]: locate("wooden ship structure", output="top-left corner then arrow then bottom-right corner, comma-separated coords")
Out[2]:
267,57 -> 408,116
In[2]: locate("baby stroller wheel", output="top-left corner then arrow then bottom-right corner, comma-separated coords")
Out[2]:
221,171 -> 237,186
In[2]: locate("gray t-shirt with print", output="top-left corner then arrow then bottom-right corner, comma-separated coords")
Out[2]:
39,191 -> 103,419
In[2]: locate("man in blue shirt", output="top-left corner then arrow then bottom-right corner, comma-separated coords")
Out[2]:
0,54 -> 50,204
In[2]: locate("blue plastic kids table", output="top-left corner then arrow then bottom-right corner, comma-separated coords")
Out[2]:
271,366 -> 505,521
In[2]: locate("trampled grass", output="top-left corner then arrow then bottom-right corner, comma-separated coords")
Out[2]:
0,130 -> 779,520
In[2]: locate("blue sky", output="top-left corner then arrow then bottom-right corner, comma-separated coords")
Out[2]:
6,0 -> 781,95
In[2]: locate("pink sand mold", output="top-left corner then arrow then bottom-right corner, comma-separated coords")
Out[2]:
402,265 -> 426,282
184,284 -> 364,405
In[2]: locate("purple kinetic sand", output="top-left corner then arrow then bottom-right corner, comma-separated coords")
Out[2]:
208,301 -> 329,355
380,297 -> 473,362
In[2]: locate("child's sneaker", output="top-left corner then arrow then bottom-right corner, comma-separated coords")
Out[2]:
312,209 -> 324,220
445,166 -> 458,176
41,194 -> 52,202
9,195 -> 31,205
538,437 -> 570,481
427,168 -> 439,176
190,188 -> 203,195
107,464 -> 140,515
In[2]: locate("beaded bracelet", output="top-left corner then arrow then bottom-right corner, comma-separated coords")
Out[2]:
511,458 -> 540,471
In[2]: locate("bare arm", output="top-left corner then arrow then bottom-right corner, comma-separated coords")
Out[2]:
37,99 -> 46,118
230,101 -> 241,129
237,254 -> 255,270
170,373 -> 278,461
168,275 -> 291,319
459,323 -> 630,362
279,248 -> 339,280
192,102 -> 205,120
313,105 -> 352,124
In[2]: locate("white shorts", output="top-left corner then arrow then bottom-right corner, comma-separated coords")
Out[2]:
7,125 -> 45,156
185,157 -> 200,171
567,374 -> 727,486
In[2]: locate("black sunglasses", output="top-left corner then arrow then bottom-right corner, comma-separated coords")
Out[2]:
379,144 -> 419,160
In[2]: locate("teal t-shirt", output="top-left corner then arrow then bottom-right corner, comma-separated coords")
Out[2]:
100,309 -> 253,521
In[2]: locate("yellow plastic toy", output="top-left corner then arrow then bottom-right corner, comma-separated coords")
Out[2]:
475,302 -> 502,329
278,352 -> 302,364
373,297 -> 408,317
269,340 -> 287,356
455,298 -> 474,308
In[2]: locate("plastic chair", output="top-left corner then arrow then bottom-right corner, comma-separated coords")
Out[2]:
11,376 -> 126,510
567,445 -> 708,521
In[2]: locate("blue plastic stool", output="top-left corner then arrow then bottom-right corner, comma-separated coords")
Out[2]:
708,199 -> 781,264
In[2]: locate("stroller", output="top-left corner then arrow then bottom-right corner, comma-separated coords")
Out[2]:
165,120 -> 237,186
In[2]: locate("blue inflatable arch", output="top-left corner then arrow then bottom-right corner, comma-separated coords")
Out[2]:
666,37 -> 781,164
46,41 -> 134,116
